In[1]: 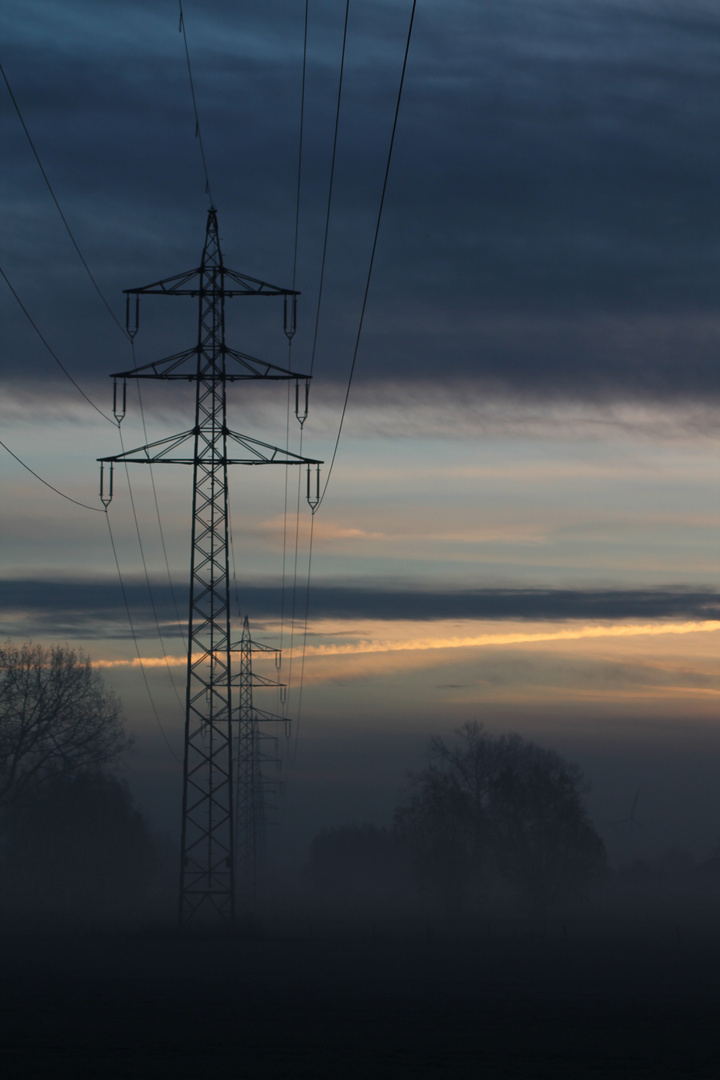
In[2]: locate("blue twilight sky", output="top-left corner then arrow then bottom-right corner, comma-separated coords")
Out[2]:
2,0 -> 720,865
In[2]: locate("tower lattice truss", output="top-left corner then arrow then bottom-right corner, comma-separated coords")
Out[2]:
100,209 -> 320,925
235,614 -> 290,898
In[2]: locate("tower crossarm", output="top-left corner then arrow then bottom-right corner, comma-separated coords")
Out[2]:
98,428 -> 321,467
241,707 -> 292,723
111,346 -> 311,382
229,638 -> 279,653
124,267 -> 299,297
230,672 -> 285,689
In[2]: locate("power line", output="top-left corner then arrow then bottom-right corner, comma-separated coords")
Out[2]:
2,66 -> 183,723
0,438 -> 105,512
291,510 -> 315,766
288,0 -> 418,726
178,1 -> 215,205
0,266 -> 115,424
2,82 -> 187,695
3,31 -> 194,773
0,60 -> 128,340
117,425 -> 185,708
315,0 -> 418,510
280,0 -> 310,672
308,0 -> 351,378
279,386 -> 293,666
285,428 -> 307,701
2,435 -> 181,761
136,381 -> 187,650
105,511 -> 181,763
4,262 -> 185,705
291,0 -> 310,293
282,0 -> 349,701
228,489 -> 242,619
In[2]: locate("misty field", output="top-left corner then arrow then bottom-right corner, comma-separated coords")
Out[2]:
3,918 -> 720,1078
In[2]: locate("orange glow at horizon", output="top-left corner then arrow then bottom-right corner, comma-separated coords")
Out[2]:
92,618 -> 720,669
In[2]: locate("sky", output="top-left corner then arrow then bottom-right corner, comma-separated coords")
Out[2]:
2,0 -> 720,868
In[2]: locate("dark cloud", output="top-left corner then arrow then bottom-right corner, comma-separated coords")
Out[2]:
2,578 -> 719,639
3,0 -> 720,401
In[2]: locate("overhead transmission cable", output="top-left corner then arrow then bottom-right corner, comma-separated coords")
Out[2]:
287,0 -> 349,699
136,381 -> 187,649
178,0 -> 215,204
314,0 -> 417,511
0,424 -> 177,757
98,0 -> 217,745
117,425 -> 185,707
0,61 -> 127,340
2,58 -> 185,747
284,0 -> 349,699
3,260 -> 186,725
105,513 -> 181,763
290,510 -> 314,765
279,384 -> 293,672
292,0 -> 418,729
0,438 -> 104,512
0,267 -> 114,424
308,0 -> 351,379
279,0 -> 311,681
0,322 -> 182,758
291,0 -> 310,295
228,493 -> 242,620
286,0 -> 352,701
284,0 -> 351,703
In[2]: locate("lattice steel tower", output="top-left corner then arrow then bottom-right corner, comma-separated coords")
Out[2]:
99,208 -> 320,925
235,614 -> 289,900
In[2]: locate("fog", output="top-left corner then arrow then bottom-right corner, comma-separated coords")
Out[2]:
4,717 -> 720,933
4,717 -> 720,1077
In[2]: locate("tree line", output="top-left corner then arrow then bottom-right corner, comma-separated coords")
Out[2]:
0,642 -> 159,923
6,639 -> 713,927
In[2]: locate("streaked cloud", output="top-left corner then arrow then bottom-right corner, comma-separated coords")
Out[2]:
4,578 -> 720,640
300,619 -> 720,657
88,617 -> 720,670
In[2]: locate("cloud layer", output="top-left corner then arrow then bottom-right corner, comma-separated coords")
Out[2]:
3,0 -> 720,400
4,577 -> 720,639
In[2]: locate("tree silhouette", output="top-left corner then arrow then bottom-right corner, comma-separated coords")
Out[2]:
0,642 -> 130,809
0,770 -> 158,921
0,643 -> 157,923
395,723 -> 606,911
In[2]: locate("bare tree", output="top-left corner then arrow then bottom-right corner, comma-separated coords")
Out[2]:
395,722 -> 606,910
0,642 -> 131,810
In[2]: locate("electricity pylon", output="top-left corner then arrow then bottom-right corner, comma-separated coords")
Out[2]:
235,614 -> 288,901
99,208 -> 320,926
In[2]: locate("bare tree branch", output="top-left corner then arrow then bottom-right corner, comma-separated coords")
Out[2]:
0,642 -> 131,809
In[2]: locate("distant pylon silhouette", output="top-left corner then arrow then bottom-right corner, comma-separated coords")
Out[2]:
99,209 -> 321,925
235,614 -> 288,899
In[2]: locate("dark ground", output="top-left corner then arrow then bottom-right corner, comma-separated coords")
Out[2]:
2,917 -> 720,1078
